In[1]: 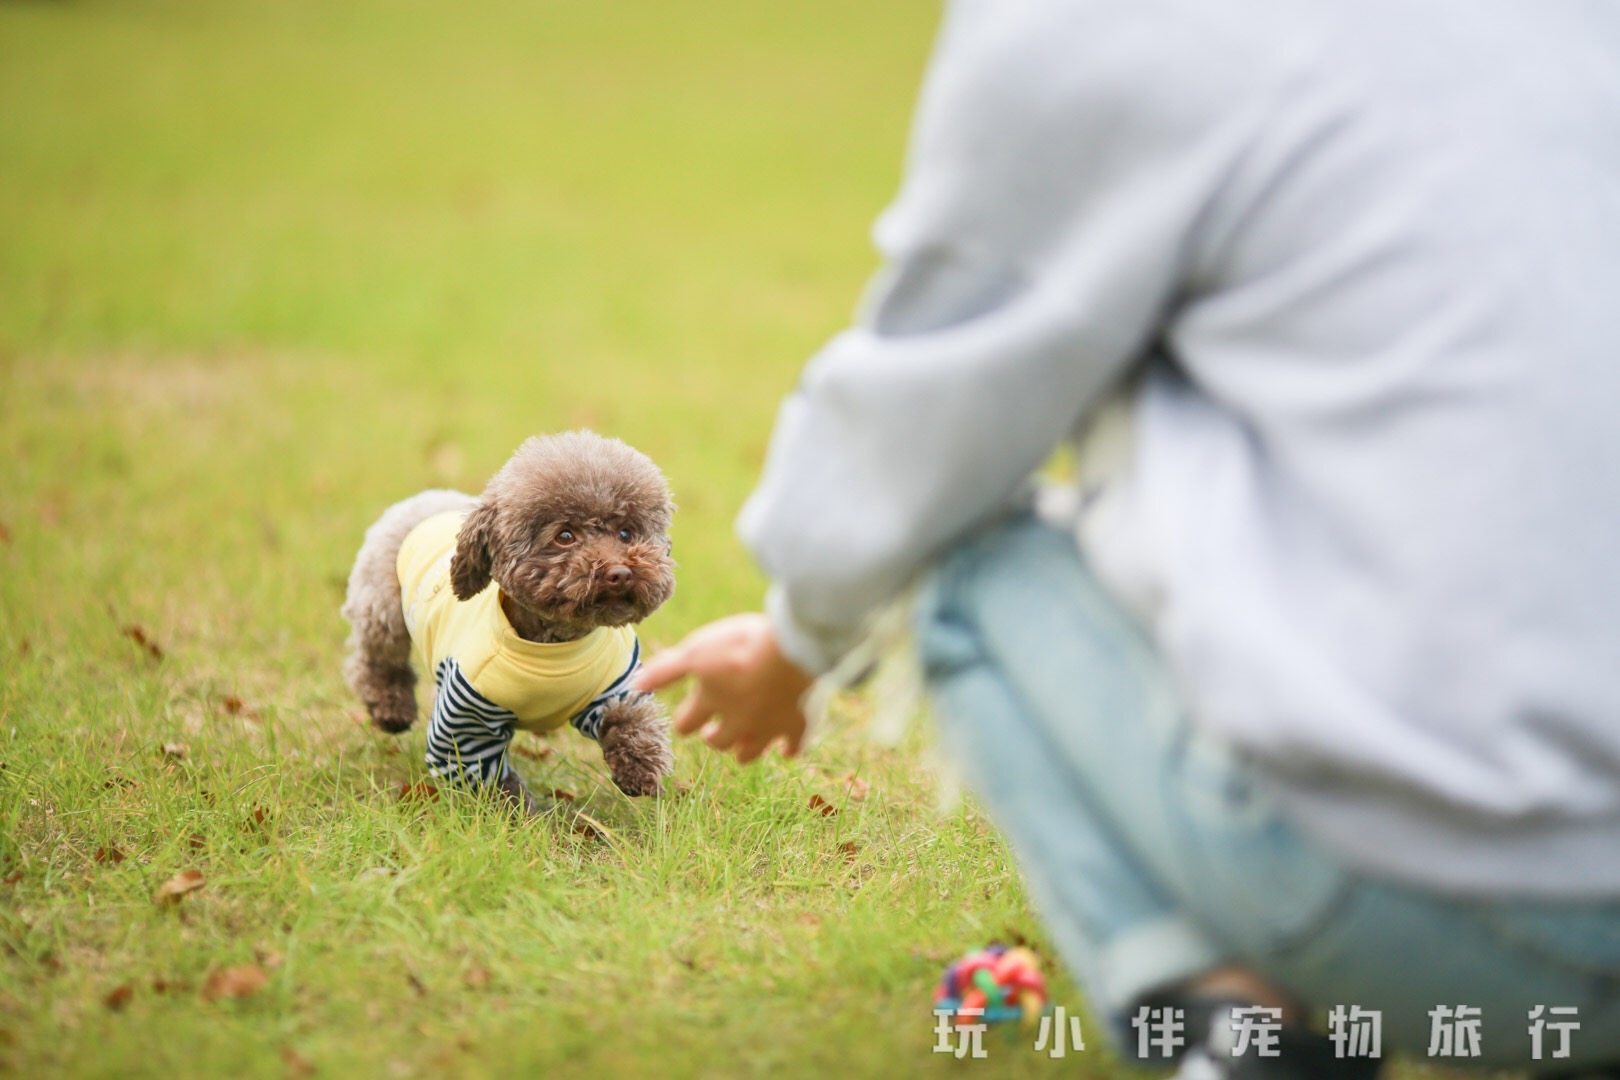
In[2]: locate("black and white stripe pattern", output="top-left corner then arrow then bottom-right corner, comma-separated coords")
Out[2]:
424,658 -> 518,786
568,638 -> 652,741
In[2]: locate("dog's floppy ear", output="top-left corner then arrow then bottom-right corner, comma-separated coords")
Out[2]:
449,499 -> 498,600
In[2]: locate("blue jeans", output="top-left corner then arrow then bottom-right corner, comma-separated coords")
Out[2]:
916,515 -> 1620,1068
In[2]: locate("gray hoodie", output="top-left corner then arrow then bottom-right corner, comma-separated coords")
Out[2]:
737,0 -> 1620,896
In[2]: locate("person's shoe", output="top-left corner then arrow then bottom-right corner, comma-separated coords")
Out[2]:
1129,996 -> 1381,1080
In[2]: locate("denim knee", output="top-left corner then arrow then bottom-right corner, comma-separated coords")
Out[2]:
915,514 -> 1075,678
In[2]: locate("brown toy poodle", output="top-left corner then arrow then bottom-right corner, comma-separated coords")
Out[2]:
341,430 -> 677,811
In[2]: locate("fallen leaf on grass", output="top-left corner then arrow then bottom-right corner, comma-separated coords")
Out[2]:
187,833 -> 207,851
123,624 -> 164,661
808,794 -> 838,817
94,845 -> 126,865
570,811 -> 615,841
2,871 -> 22,886
160,742 -> 188,760
250,806 -> 270,828
398,782 -> 439,802
153,868 -> 205,905
151,977 -> 189,994
838,840 -> 860,862
511,742 -> 553,761
253,945 -> 284,971
548,788 -> 577,802
217,694 -> 260,721
281,1047 -> 315,1078
203,964 -> 268,1000
38,495 -> 64,527
103,985 -> 133,1011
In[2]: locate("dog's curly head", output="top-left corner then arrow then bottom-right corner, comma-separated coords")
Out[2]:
448,431 -> 675,635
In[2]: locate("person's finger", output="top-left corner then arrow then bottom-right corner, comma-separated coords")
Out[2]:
671,683 -> 717,736
633,642 -> 693,692
702,716 -> 743,751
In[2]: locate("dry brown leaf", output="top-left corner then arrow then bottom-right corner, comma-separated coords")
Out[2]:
187,833 -> 207,851
154,868 -> 205,905
838,840 -> 861,862
103,984 -> 133,1011
220,695 -> 245,716
203,964 -> 268,1000
2,870 -> 23,886
94,845 -> 126,866
251,806 -> 270,827
548,788 -> 577,802
281,1047 -> 315,1078
807,794 -> 838,817
160,742 -> 188,759
570,811 -> 615,841
123,624 -> 164,661
1001,926 -> 1035,951
253,945 -> 285,971
511,742 -> 553,761
38,495 -> 63,527
398,782 -> 439,802
151,976 -> 188,994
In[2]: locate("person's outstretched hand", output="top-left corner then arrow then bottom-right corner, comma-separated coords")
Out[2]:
633,613 -> 814,764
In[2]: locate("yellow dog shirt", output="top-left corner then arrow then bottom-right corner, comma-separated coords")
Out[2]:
397,510 -> 644,784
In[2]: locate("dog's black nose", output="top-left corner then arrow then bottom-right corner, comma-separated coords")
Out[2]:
603,566 -> 633,590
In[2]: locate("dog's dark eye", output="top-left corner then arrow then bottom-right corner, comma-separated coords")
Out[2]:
618,528 -> 632,542
555,529 -> 576,547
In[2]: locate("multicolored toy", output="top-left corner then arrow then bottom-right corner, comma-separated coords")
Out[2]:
932,943 -> 1048,1026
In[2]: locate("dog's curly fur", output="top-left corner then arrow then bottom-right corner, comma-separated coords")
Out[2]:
341,431 -> 677,806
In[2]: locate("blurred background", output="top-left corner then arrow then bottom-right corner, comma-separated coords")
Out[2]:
0,0 -> 939,643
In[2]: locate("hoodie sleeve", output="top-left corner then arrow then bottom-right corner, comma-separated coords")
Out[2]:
737,0 -> 1263,672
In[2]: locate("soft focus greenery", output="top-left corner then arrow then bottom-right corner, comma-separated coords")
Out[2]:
0,2 -> 1500,1078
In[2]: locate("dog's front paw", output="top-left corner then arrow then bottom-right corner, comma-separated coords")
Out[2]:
495,770 -> 544,817
607,758 -> 667,798
597,697 -> 674,797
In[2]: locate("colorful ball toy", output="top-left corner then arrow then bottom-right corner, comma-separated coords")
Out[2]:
932,943 -> 1048,1026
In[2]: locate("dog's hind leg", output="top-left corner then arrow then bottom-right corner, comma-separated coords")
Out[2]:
341,490 -> 475,734
343,604 -> 417,733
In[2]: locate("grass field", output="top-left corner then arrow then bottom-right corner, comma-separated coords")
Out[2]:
0,2 -> 1503,1077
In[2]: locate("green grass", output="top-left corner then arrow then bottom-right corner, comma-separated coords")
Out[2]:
0,2 -> 1504,1077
